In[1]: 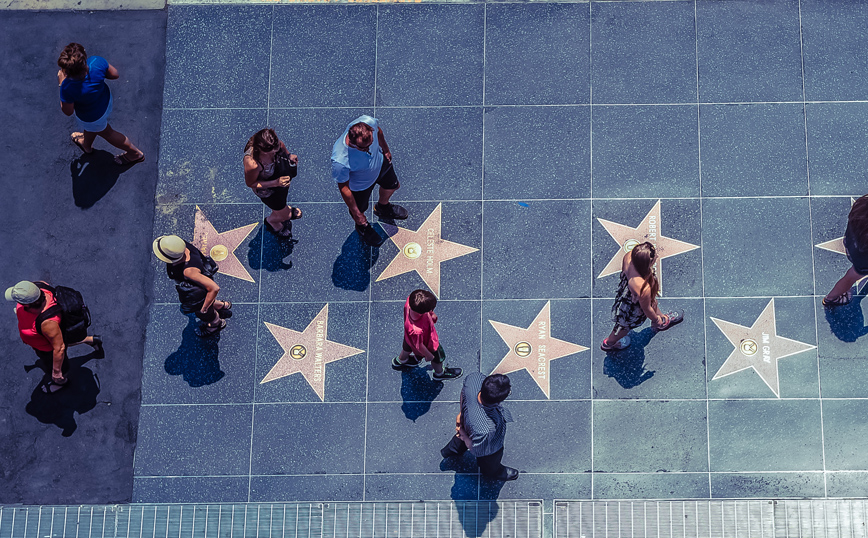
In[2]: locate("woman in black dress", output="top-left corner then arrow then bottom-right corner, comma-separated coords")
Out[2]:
244,128 -> 302,238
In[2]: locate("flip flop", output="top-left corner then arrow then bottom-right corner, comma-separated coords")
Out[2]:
42,378 -> 68,393
114,152 -> 145,165
71,132 -> 93,154
264,218 -> 293,238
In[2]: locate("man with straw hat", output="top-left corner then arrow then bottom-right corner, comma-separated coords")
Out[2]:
153,234 -> 231,336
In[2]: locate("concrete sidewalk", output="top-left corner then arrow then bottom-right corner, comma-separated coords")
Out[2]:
0,10 -> 165,504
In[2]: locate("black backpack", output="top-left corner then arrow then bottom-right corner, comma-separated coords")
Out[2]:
34,283 -> 91,344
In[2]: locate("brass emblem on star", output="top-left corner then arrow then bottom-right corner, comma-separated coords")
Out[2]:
402,242 -> 422,260
514,342 -> 532,357
210,245 -> 228,262
597,200 -> 700,294
377,203 -> 478,296
711,299 -> 816,398
489,302 -> 588,399
739,339 -> 758,356
815,197 -> 867,293
261,304 -> 364,401
193,206 -> 258,282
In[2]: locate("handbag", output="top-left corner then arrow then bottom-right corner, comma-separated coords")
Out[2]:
174,254 -> 218,312
253,150 -> 297,199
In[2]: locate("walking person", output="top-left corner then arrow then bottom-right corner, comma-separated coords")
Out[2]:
824,194 -> 868,307
244,128 -> 302,239
6,280 -> 102,393
392,289 -> 462,380
153,235 -> 231,336
440,373 -> 518,481
57,42 -> 144,165
331,115 -> 407,246
601,242 -> 683,351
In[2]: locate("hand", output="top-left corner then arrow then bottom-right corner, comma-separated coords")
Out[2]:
289,154 -> 299,165
653,314 -> 668,330
278,176 -> 292,187
431,312 -> 438,324
383,151 -> 392,162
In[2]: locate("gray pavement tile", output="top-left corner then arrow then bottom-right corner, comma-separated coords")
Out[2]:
593,473 -> 709,500
133,477 -> 248,503
710,473 -> 825,499
802,0 -> 868,101
250,475 -> 365,502
805,103 -> 868,196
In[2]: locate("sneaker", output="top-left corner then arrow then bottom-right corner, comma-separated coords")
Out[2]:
600,335 -> 630,352
433,366 -> 463,380
392,355 -> 422,370
374,202 -> 408,221
356,223 -> 382,246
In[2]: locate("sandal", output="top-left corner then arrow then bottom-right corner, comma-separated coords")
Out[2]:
114,152 -> 145,165
601,335 -> 630,351
216,301 -> 233,319
42,377 -> 68,394
264,218 -> 293,238
91,335 -> 105,358
288,207 -> 303,220
199,318 -> 227,337
823,291 -> 852,308
655,311 -> 685,332
71,132 -> 93,154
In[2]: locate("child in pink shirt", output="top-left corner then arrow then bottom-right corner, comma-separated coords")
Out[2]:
393,289 -> 462,380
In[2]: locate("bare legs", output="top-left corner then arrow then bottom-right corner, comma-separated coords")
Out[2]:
825,266 -> 865,303
603,326 -> 631,348
397,349 -> 446,374
265,205 -> 294,231
72,123 -> 143,162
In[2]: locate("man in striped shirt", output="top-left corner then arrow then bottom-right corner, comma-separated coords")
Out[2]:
440,372 -> 518,481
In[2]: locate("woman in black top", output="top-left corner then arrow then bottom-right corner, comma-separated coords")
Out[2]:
153,234 -> 231,335
824,194 -> 868,307
244,128 -> 301,238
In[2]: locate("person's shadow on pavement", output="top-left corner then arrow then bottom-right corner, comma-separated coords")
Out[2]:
400,366 -> 443,421
70,150 -> 132,209
825,294 -> 868,342
602,327 -> 657,389
331,231 -> 379,292
247,226 -> 297,272
164,314 -> 225,387
453,481 -> 501,537
24,351 -> 101,437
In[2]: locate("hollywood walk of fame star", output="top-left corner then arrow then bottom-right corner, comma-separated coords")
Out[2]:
488,302 -> 588,398
596,200 -> 699,294
260,304 -> 364,401
377,203 -> 478,297
193,206 -> 258,282
815,198 -> 867,293
711,298 -> 816,398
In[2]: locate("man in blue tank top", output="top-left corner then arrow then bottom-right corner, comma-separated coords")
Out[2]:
331,115 -> 407,246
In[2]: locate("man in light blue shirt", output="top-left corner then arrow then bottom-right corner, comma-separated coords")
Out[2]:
331,115 -> 408,246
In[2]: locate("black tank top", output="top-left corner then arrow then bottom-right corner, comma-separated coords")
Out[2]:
166,241 -> 206,284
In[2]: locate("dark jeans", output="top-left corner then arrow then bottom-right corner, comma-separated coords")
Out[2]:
441,434 -> 506,478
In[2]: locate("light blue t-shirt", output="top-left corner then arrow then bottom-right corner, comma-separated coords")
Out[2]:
331,115 -> 384,191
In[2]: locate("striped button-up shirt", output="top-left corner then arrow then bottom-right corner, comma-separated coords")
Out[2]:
460,373 -> 514,457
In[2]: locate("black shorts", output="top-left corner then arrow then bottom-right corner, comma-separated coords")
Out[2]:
260,186 -> 289,211
351,159 -> 399,215
402,340 -> 445,364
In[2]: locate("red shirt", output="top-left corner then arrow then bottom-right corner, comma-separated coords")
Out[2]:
16,289 -> 60,352
403,297 -> 439,354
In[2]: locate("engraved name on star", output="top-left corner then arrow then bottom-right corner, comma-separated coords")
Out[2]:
597,200 -> 699,294
815,198 -> 866,293
261,304 -> 364,401
193,206 -> 258,282
711,298 -> 816,398
489,301 -> 588,399
377,203 -> 478,297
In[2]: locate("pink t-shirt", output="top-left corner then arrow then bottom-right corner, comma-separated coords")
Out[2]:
16,289 -> 60,352
403,297 -> 439,353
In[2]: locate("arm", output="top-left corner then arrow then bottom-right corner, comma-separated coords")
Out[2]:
638,289 -> 665,328
279,141 -> 298,165
60,102 -> 74,116
41,320 -> 66,380
377,127 -> 391,161
183,268 -> 220,313
337,181 -> 368,226
105,63 -> 120,80
244,156 -> 289,189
